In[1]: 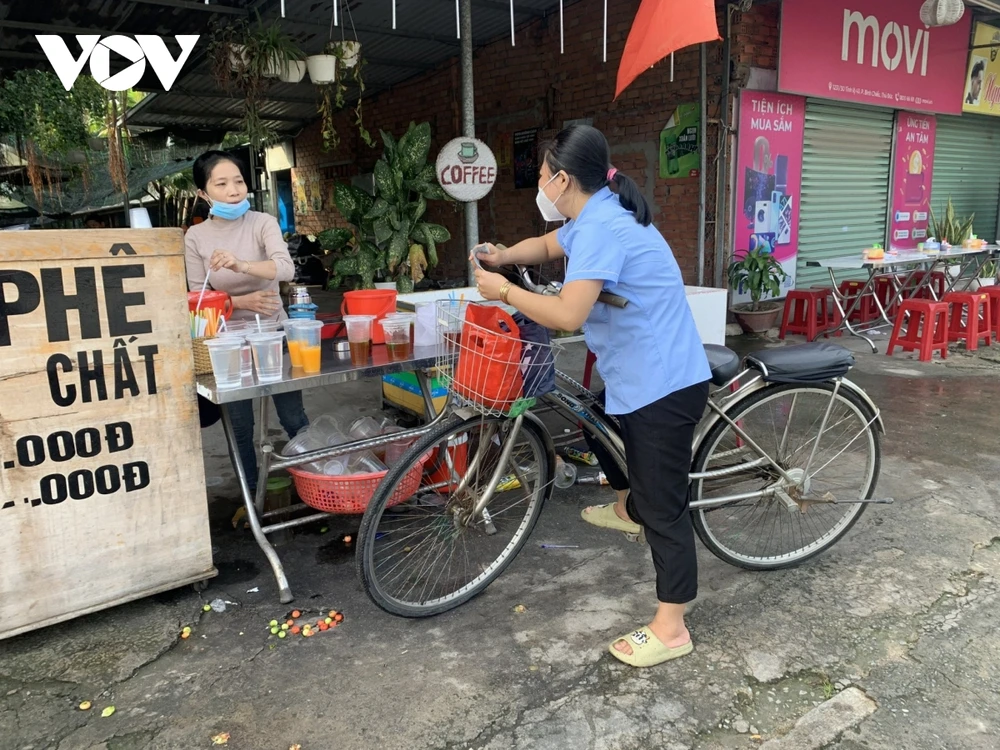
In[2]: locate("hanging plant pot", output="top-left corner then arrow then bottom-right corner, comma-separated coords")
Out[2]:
86,136 -> 106,151
264,55 -> 282,78
307,54 -> 337,84
279,60 -> 307,83
229,43 -> 249,71
337,41 -> 362,68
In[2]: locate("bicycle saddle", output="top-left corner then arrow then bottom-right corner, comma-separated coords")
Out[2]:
704,344 -> 741,386
746,343 -> 855,384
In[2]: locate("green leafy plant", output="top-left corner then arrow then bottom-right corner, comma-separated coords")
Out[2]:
930,198 -> 975,245
316,42 -> 375,152
727,248 -> 788,311
0,69 -> 105,205
207,13 -> 303,148
980,259 -> 998,279
325,121 -> 451,291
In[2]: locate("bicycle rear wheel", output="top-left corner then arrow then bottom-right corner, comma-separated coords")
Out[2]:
691,382 -> 880,570
357,412 -> 554,617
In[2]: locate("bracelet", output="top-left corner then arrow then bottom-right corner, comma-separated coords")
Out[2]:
242,260 -> 251,275
499,281 -> 512,304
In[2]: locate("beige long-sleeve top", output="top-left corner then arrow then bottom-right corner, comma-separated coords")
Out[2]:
184,210 -> 295,322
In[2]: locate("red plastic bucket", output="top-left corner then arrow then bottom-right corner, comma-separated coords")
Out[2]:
188,290 -> 232,318
341,290 -> 397,344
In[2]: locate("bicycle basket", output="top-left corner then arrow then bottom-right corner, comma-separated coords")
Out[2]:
435,301 -> 559,417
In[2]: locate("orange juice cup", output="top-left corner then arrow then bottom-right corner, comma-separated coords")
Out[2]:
284,321 -> 306,368
290,320 -> 324,374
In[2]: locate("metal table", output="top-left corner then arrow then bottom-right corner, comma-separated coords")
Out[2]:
197,344 -> 451,603
806,246 -> 998,352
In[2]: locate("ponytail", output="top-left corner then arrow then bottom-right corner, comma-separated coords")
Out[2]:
607,170 -> 652,227
540,124 -> 653,227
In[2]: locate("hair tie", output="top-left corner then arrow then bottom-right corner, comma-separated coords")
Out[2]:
607,167 -> 618,181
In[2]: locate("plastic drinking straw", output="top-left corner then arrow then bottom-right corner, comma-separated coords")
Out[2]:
195,272 -> 211,312
255,314 -> 263,333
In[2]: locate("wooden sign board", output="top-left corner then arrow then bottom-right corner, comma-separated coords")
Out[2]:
0,229 -> 214,640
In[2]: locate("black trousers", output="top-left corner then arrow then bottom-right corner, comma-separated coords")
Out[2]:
586,382 -> 709,604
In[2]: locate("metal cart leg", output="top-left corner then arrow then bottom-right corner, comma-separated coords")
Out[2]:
221,402 -> 294,603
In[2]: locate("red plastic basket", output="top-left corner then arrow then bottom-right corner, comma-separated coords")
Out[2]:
287,452 -> 429,515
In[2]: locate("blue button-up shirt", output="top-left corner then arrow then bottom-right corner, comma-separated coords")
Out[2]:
557,187 -> 711,415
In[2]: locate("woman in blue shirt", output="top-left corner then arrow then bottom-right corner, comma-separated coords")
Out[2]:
474,124 -> 711,668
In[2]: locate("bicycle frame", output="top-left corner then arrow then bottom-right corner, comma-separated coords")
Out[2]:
536,366 -> 884,511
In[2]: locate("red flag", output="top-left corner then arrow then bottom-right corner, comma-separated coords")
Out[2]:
615,0 -> 722,99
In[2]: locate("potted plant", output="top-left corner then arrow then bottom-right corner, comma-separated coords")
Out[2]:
335,40 -> 362,68
307,48 -> 337,84
930,197 -> 975,251
248,15 -> 305,82
978,259 -> 997,288
727,248 -> 788,334
325,121 -> 451,292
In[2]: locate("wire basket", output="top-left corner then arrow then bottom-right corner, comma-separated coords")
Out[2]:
288,451 -> 430,515
435,300 -> 560,418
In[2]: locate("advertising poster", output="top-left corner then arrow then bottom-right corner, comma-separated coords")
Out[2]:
658,103 -> 700,179
890,112 -> 936,250
513,129 -> 539,189
963,22 -> 1000,116
732,90 -> 806,302
779,0 -> 971,115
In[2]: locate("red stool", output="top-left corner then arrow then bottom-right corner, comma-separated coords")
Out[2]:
886,299 -> 950,361
873,274 -> 900,317
943,291 -> 992,351
906,270 -> 948,300
809,286 -> 843,337
838,280 -> 879,323
780,288 -> 834,340
980,286 -> 1000,337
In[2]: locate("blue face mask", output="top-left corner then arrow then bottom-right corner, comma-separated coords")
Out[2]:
209,197 -> 251,220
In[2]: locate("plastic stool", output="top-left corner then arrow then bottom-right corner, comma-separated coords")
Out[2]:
980,286 -> 1000,337
810,286 -> 843,337
886,299 -> 949,361
838,280 -> 879,323
780,289 -> 834,340
905,270 -> 948,300
944,291 -> 992,351
873,274 -> 900,317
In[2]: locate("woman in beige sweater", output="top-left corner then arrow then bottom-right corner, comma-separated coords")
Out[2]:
185,150 -> 308,494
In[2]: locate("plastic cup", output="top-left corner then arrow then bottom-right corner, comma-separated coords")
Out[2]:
215,329 -> 253,377
286,320 -> 323,372
380,318 -> 412,362
343,314 -> 375,365
437,300 -> 468,350
245,331 -> 286,383
283,320 -> 305,368
385,313 -> 416,356
204,338 -> 243,389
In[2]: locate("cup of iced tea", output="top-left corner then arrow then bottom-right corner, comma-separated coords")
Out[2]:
343,314 -> 375,365
380,317 -> 412,362
437,300 -> 468,351
384,312 -> 416,357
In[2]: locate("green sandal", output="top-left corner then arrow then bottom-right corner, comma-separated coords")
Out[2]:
580,503 -> 642,535
608,627 -> 694,668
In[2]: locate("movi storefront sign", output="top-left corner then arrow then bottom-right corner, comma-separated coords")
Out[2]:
36,35 -> 199,91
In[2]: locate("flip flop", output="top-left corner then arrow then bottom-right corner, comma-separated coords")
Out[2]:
580,503 -> 641,534
608,626 -> 694,668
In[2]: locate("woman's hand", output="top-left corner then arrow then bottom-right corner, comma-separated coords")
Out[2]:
474,267 -> 508,301
209,249 -> 246,273
472,243 -> 506,267
233,290 -> 281,315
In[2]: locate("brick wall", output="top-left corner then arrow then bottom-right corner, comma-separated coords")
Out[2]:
290,0 -> 770,286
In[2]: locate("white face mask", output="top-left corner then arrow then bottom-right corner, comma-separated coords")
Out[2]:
536,173 -> 567,222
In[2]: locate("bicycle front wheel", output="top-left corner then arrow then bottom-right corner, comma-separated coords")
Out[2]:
691,382 -> 880,570
357,412 -> 554,617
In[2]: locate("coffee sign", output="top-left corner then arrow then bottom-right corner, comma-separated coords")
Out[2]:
436,137 -> 497,202
0,229 -> 213,639
779,0 -> 972,114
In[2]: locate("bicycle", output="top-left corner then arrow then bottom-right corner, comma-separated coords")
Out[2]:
356,267 -> 888,617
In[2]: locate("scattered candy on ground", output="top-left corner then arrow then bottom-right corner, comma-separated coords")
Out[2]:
210,732 -> 230,745
78,701 -> 91,711
203,604 -> 211,612
101,706 -> 115,718
513,604 -> 527,614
